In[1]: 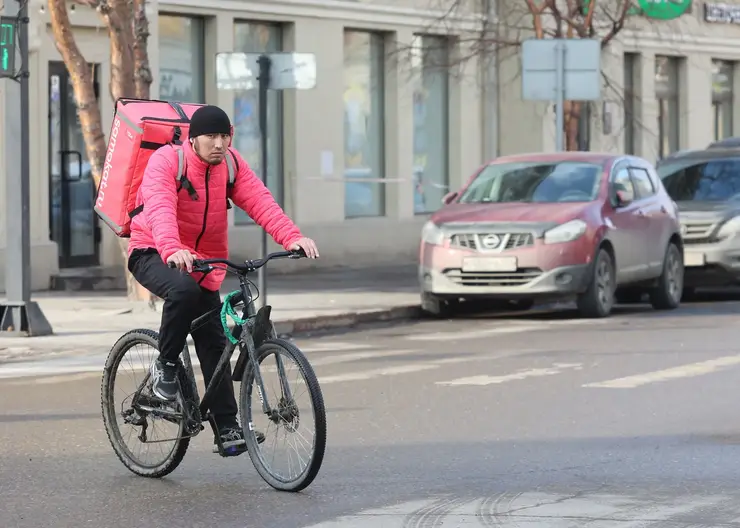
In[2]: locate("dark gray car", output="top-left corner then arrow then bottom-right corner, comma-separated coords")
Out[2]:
656,144 -> 740,293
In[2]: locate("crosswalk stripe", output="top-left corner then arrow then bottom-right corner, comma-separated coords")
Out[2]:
582,354 -> 740,388
436,363 -> 583,386
317,355 -> 492,384
405,325 -> 540,342
301,493 -> 728,527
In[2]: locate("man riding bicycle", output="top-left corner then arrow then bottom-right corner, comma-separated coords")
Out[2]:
126,104 -> 319,456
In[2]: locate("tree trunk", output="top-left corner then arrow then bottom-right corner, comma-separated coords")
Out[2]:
49,0 -> 154,304
133,0 -> 153,98
48,0 -> 106,188
564,100 -> 582,151
101,0 -> 136,101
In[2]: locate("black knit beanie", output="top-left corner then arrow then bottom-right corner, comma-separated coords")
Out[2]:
189,105 -> 232,138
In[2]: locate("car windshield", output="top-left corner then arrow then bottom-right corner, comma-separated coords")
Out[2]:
657,156 -> 740,202
457,161 -> 603,204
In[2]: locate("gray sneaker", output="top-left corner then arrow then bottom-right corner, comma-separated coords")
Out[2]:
150,358 -> 178,401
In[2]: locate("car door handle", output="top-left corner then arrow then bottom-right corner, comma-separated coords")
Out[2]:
637,210 -> 645,217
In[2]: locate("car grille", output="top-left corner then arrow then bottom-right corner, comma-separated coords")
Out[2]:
681,221 -> 716,245
449,232 -> 535,251
444,268 -> 543,287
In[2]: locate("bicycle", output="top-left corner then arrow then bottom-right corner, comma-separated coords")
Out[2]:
101,248 -> 327,492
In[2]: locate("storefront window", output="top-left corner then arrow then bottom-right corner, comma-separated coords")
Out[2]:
344,30 -> 385,218
158,15 -> 205,103
712,59 -> 734,141
623,53 -> 638,154
655,56 -> 680,159
232,21 -> 284,225
412,35 -> 449,214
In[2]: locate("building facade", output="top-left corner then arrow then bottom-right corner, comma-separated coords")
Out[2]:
494,1 -> 740,161
1,0 -> 740,291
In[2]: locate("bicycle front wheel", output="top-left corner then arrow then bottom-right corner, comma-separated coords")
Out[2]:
240,338 -> 327,492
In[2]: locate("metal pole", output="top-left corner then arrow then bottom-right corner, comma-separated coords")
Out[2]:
256,54 -> 271,309
0,0 -> 52,335
554,41 -> 565,152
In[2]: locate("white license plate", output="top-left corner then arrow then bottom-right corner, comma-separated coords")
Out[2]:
684,251 -> 705,267
462,257 -> 517,272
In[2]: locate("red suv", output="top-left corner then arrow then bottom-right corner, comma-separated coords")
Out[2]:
419,152 -> 684,318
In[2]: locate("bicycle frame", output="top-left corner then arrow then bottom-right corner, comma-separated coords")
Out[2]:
187,272 -> 297,442
129,250 -> 303,444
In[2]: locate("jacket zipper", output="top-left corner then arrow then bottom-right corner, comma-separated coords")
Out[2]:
194,166 -> 211,251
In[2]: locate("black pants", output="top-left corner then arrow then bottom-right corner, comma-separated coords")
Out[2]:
128,248 -> 239,427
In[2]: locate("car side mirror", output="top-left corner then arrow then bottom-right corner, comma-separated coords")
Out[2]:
442,191 -> 458,205
615,190 -> 633,207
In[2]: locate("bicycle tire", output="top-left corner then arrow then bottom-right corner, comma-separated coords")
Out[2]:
240,338 -> 327,492
101,328 -> 192,478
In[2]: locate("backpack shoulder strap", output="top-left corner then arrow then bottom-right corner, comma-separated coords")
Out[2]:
224,148 -> 239,210
175,146 -> 185,183
172,145 -> 198,200
224,150 -> 235,187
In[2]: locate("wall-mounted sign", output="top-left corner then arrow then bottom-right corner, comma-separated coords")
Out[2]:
581,0 -> 690,19
638,0 -> 692,20
704,2 -> 740,24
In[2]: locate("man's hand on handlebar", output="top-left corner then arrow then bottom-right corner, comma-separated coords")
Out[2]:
166,249 -> 197,272
288,237 -> 319,259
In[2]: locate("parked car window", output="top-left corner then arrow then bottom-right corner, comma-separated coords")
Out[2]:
628,167 -> 656,198
612,168 -> 635,202
457,161 -> 603,204
657,156 -> 740,201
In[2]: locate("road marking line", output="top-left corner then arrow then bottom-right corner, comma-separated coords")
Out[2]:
583,354 -> 740,388
404,319 -> 604,343
436,363 -> 583,386
319,364 -> 439,383
296,342 -> 374,353
405,325 -> 540,342
317,355 -> 494,384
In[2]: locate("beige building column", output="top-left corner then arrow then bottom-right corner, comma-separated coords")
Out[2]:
449,40 -> 483,190
635,51 -> 657,161
287,18 -> 346,225
385,27 -> 415,220
681,54 -> 713,151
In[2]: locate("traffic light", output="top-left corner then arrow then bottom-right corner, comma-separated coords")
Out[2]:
0,17 -> 16,78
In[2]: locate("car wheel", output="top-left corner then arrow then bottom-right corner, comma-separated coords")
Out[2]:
649,242 -> 683,310
577,248 -> 615,318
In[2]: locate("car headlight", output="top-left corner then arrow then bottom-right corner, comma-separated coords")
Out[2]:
421,221 -> 445,246
717,216 -> 740,238
544,219 -> 587,244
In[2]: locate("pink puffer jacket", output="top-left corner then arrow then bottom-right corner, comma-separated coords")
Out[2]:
128,141 -> 302,291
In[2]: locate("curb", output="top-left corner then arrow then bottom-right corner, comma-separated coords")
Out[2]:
179,304 -> 423,347
274,304 -> 423,336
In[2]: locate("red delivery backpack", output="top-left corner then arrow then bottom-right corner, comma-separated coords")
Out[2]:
93,98 -> 237,238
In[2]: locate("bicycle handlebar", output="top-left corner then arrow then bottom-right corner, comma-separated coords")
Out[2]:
167,248 -> 308,275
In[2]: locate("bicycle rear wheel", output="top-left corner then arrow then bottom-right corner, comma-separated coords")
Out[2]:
240,338 -> 327,492
101,329 -> 192,478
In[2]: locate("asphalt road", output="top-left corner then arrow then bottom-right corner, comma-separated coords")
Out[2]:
4,299 -> 740,527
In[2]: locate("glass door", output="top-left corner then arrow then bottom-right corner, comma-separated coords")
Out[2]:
48,61 -> 101,268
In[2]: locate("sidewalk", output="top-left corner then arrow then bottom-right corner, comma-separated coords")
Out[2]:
0,264 -> 420,363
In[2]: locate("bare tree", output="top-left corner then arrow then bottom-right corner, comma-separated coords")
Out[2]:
48,0 -> 154,302
399,0 -> 641,151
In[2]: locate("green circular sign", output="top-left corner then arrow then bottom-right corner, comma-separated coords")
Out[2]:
637,0 -> 692,20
